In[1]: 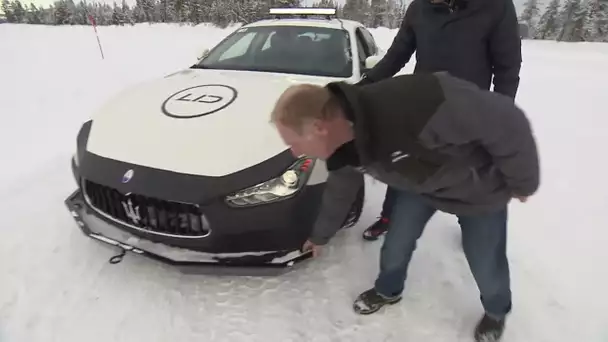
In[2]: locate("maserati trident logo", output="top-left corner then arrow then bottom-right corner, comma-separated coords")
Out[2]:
122,198 -> 141,225
122,169 -> 134,183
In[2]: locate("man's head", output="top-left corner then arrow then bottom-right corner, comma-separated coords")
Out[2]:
270,83 -> 354,160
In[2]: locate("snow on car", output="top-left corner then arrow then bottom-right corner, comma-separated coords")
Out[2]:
65,8 -> 386,273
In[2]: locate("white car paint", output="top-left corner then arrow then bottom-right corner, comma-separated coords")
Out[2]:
86,69 -> 353,177
85,18 -> 384,178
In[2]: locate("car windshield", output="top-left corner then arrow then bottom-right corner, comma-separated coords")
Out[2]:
193,25 -> 353,78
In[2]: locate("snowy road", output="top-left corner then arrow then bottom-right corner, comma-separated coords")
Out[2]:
1,24 -> 607,342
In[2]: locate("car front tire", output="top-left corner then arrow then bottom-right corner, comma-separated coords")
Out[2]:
341,184 -> 364,229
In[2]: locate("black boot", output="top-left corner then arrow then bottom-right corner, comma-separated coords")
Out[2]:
474,314 -> 506,342
362,217 -> 389,241
353,288 -> 402,315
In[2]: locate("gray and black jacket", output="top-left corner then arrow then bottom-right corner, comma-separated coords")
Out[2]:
308,72 -> 539,245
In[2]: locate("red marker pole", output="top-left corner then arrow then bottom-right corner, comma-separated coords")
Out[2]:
87,14 -> 105,60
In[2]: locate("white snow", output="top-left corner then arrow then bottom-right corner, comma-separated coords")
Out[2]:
1,23 -> 608,342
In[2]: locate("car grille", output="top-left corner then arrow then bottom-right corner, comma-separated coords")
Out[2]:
83,179 -> 210,238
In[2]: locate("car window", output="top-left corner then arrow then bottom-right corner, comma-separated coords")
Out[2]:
196,25 -> 353,78
359,28 -> 378,55
219,32 -> 256,60
355,28 -> 372,67
355,34 -> 367,65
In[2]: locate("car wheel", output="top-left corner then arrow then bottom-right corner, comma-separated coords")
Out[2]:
341,184 -> 364,229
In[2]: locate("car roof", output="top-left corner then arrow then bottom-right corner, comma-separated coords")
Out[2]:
243,18 -> 364,31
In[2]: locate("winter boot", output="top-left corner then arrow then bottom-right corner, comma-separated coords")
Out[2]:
474,314 -> 506,342
353,288 -> 402,315
362,217 -> 390,241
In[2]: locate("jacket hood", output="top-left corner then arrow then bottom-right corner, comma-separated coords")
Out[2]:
85,68 -> 340,177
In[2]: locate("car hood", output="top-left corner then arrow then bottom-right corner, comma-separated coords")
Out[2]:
86,68 -> 343,177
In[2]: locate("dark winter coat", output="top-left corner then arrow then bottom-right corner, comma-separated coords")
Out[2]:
308,72 -> 539,245
362,0 -> 522,99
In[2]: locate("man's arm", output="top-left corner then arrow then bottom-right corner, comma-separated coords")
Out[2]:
307,167 -> 365,246
362,1 -> 418,84
488,0 -> 522,99
482,100 -> 540,197
424,82 -> 540,197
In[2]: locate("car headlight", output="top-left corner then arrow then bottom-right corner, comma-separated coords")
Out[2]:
225,156 -> 315,207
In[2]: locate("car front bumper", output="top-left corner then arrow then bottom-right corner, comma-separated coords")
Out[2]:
65,188 -> 315,275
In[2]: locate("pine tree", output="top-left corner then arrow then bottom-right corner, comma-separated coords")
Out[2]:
70,0 -> 80,23
1,0 -> 15,22
40,4 -> 55,24
26,3 -> 43,23
73,1 -> 88,25
140,0 -> 155,22
209,0 -> 232,27
88,2 -> 113,25
270,0 -> 301,7
370,0 -> 387,28
112,1 -> 125,24
396,0 -> 408,26
230,0 -> 266,24
131,0 -> 144,22
172,0 -> 189,22
103,3 -> 115,24
155,0 -> 176,22
312,0 -> 337,8
343,0 -> 371,25
11,0 -> 26,22
362,0 -> 373,26
556,0 -> 584,41
54,0 -> 71,24
335,3 -> 345,18
384,0 -> 402,29
520,0 -> 540,37
583,0 -> 608,41
536,0 -> 561,39
569,2 -> 588,41
186,0 -> 203,24
598,1 -> 608,41
121,0 -> 134,24
52,0 -> 77,25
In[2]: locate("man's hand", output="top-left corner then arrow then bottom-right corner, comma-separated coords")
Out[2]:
514,195 -> 528,202
354,74 -> 373,86
302,240 -> 321,257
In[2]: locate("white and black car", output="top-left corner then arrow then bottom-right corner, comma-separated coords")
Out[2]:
65,8 -> 385,272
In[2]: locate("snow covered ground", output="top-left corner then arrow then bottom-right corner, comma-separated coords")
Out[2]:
1,23 -> 608,342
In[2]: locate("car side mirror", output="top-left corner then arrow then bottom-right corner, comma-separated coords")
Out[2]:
198,48 -> 210,61
364,55 -> 383,70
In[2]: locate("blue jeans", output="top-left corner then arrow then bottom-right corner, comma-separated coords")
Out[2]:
374,189 -> 512,319
380,186 -> 398,219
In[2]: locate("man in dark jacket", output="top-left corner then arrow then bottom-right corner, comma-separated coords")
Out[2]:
270,72 -> 539,341
359,0 -> 523,241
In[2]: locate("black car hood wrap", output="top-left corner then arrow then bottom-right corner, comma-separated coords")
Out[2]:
76,120 -> 297,205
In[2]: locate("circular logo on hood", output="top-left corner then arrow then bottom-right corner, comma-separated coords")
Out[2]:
161,84 -> 237,119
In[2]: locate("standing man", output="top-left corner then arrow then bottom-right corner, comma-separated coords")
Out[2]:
270,72 -> 539,341
359,0 -> 523,241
